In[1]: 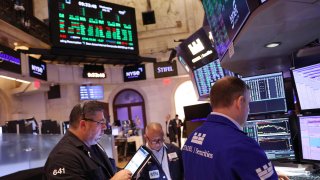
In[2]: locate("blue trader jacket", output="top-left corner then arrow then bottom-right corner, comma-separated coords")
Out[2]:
182,113 -> 279,180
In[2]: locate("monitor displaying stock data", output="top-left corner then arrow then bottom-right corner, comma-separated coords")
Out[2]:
244,117 -> 295,160
49,0 -> 139,55
242,72 -> 287,115
193,59 -> 234,99
292,63 -> 320,113
298,115 -> 320,162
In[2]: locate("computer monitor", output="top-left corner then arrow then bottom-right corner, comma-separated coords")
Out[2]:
297,115 -> 320,162
291,63 -> 320,113
243,117 -> 295,160
242,72 -> 287,115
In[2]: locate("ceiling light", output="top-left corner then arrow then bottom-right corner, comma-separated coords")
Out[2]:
265,42 -> 281,48
0,75 -> 30,84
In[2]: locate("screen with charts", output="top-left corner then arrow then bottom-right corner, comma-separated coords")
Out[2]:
244,117 -> 295,160
193,59 -> 235,98
298,115 -> 320,162
292,63 -> 320,112
242,72 -> 287,115
49,0 -> 139,55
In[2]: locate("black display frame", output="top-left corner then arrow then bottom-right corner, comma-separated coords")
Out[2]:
49,0 -> 139,55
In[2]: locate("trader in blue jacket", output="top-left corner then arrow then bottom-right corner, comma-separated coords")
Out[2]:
138,122 -> 184,180
182,76 -> 288,180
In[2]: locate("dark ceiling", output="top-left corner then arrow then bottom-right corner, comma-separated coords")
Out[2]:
221,0 -> 320,76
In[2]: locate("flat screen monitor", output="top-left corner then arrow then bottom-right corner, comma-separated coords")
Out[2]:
80,85 -> 104,100
49,0 -> 139,55
193,59 -> 235,99
0,44 -> 21,74
184,103 -> 211,121
242,72 -> 287,115
297,115 -> 320,162
176,26 -> 218,71
244,117 -> 295,160
201,0 -> 250,59
291,63 -> 320,113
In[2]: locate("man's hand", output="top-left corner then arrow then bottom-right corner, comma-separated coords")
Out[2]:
111,169 -> 132,180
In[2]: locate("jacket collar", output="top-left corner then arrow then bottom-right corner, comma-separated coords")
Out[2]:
207,114 -> 245,133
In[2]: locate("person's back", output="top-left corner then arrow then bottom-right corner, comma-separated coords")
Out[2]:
182,77 -> 279,180
182,114 -> 277,179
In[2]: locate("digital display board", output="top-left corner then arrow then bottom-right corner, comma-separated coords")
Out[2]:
80,85 -> 104,100
176,27 -> 218,70
29,56 -> 47,81
82,64 -> 106,78
242,72 -> 287,115
49,0 -> 139,55
153,61 -> 178,79
123,64 -> 146,82
0,45 -> 21,74
292,63 -> 320,113
202,0 -> 250,59
193,59 -> 234,98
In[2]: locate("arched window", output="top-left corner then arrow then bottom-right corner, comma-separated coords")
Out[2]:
113,89 -> 146,130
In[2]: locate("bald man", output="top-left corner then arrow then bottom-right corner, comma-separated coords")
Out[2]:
138,122 -> 184,180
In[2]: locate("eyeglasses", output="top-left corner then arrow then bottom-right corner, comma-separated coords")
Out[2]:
83,118 -> 107,126
146,137 -> 164,145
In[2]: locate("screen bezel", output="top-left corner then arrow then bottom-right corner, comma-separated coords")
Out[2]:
242,72 -> 288,116
291,63 -> 320,114
296,114 -> 320,163
49,0 -> 139,55
124,145 -> 152,176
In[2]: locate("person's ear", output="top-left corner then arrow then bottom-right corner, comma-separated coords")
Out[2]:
79,120 -> 86,129
235,95 -> 245,110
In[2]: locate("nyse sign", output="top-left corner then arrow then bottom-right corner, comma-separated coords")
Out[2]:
29,57 -> 47,81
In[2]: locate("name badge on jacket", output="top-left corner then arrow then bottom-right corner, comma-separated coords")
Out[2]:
149,170 -> 160,179
168,152 -> 178,161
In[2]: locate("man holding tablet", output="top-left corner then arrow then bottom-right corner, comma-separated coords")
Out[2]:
138,122 -> 184,180
44,101 -> 131,180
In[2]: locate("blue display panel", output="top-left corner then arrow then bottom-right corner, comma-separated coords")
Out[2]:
193,59 -> 234,98
242,72 -> 287,115
298,115 -> 320,162
244,117 -> 295,160
292,63 -> 320,113
0,45 -> 21,74
80,85 -> 104,100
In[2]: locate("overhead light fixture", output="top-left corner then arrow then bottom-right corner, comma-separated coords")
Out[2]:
0,75 -> 31,84
265,42 -> 281,48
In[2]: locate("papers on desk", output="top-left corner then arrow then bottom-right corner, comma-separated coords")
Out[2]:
275,166 -> 310,177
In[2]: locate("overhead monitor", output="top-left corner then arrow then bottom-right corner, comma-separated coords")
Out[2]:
49,0 -> 139,55
297,115 -> 320,162
80,85 -> 104,100
193,59 -> 235,99
153,61 -> 178,79
82,64 -> 106,78
29,56 -> 47,81
201,0 -> 250,59
0,45 -> 21,74
123,64 -> 146,82
244,117 -> 295,160
176,26 -> 218,71
291,63 -> 320,113
242,72 -> 287,115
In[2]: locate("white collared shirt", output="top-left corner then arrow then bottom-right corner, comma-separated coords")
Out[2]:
146,143 -> 172,180
211,112 -> 243,131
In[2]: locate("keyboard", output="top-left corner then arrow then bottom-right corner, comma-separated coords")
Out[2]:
288,175 -> 320,180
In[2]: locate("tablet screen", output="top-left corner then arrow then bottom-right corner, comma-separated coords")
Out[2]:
124,145 -> 151,175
